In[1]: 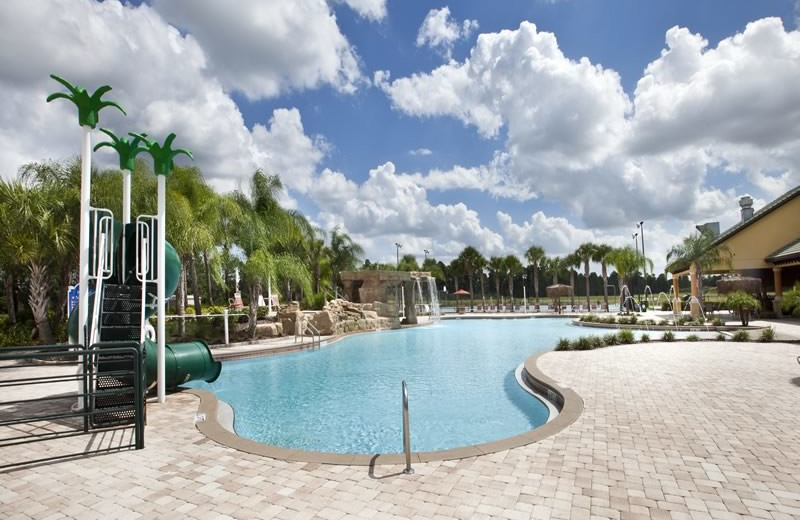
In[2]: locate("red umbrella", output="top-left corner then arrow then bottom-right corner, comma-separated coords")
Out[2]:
453,289 -> 469,308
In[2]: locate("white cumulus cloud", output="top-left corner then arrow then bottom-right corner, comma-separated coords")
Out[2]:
416,7 -> 479,59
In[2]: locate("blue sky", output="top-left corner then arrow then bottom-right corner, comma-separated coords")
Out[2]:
1,0 -> 799,269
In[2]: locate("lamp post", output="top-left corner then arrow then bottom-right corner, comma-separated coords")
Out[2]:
395,243 -> 402,268
423,249 -> 429,261
633,232 -> 639,305
638,221 -> 647,306
522,272 -> 528,313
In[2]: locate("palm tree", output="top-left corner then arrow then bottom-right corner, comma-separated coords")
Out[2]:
666,230 -> 732,305
488,256 -> 506,311
328,227 -> 364,296
504,255 -> 524,312
0,181 -> 75,344
233,171 -> 312,336
524,245 -> 546,309
546,256 -> 567,285
592,244 -> 614,311
455,246 -> 485,310
565,253 -> 581,309
575,243 -> 596,310
397,254 -> 419,272
608,247 -> 653,310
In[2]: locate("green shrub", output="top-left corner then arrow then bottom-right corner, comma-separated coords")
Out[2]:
686,334 -> 701,342
660,302 -> 671,311
640,333 -> 650,343
602,315 -> 617,324
303,292 -> 327,311
725,291 -> 761,326
580,314 -> 599,323
603,333 -> 619,347
555,338 -> 572,351
731,330 -> 750,342
590,336 -> 605,349
759,327 -> 775,343
574,336 -> 594,351
0,321 -> 35,347
205,305 -> 227,315
617,329 -> 635,344
711,318 -> 724,327
781,282 -> 800,315
794,306 -> 800,318
662,331 -> 675,342
641,319 -> 656,326
715,333 -> 727,341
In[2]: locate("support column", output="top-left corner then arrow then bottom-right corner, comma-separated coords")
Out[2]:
77,126 -> 92,347
156,175 -> 166,403
672,275 -> 680,313
773,267 -> 783,316
689,263 -> 700,317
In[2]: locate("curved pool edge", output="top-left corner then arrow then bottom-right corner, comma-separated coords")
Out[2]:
185,350 -> 584,466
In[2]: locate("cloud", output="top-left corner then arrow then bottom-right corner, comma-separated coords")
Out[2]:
409,148 -> 433,156
152,0 -> 363,100
416,7 -> 479,59
336,0 -> 388,21
0,0 -> 327,194
379,19 -> 800,228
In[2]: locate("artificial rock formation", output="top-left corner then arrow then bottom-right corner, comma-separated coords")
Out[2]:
309,299 -> 394,335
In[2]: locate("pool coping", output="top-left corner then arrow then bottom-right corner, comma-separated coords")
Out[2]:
571,319 -> 767,332
186,350 -> 584,466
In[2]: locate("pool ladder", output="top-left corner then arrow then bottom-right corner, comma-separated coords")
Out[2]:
402,380 -> 414,475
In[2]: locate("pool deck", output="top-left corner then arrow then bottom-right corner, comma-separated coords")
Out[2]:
3,337 -> 800,519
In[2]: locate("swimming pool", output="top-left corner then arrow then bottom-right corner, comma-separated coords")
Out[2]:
190,318 -> 601,454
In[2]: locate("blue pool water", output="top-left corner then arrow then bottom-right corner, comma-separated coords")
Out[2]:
189,319 -> 610,453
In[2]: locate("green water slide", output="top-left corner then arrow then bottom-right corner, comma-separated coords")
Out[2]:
68,220 -> 221,390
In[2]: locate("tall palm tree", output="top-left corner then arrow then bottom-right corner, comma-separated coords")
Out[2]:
564,253 -> 581,308
546,256 -> 567,285
488,256 -> 506,311
608,247 -> 653,310
0,181 -> 75,344
524,245 -> 546,309
233,171 -> 312,336
455,246 -> 485,310
328,227 -> 364,296
592,244 -> 614,311
666,230 -> 732,305
575,243 -> 596,310
504,255 -> 524,312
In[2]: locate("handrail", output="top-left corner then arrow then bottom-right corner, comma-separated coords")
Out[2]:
305,321 -> 321,349
402,380 -> 414,475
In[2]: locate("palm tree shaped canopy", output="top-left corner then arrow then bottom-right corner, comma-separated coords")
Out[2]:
93,129 -> 148,171
46,74 -> 126,129
131,133 -> 193,176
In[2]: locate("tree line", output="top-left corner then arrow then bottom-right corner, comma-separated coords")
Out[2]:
0,158 -> 365,343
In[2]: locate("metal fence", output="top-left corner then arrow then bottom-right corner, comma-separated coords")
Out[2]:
0,342 -> 145,470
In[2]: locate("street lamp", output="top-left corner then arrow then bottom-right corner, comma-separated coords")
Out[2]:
632,232 -> 639,306
423,249 -> 429,261
395,243 -> 402,268
638,221 -> 647,307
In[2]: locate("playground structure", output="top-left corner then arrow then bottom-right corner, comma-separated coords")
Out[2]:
48,74 -> 221,406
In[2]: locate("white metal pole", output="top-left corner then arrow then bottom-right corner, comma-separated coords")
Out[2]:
77,126 -> 92,347
157,175 -> 166,403
267,276 -> 272,314
223,308 -> 229,345
122,169 -> 131,225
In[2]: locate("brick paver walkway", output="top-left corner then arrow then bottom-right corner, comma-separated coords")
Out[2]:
2,341 -> 800,519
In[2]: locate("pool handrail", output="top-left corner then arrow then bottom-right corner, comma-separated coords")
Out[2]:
402,380 -> 414,475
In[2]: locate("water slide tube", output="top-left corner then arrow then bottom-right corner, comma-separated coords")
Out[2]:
68,221 -> 221,390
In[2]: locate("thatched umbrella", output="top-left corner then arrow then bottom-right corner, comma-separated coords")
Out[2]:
716,276 -> 762,296
546,284 -> 572,313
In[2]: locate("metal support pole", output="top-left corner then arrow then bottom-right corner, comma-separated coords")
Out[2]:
223,308 -> 230,345
77,126 -> 92,348
402,380 -> 414,475
157,175 -> 166,403
122,169 -> 131,225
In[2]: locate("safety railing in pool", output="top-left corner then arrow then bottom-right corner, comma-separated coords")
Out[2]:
304,322 -> 322,349
402,380 -> 413,475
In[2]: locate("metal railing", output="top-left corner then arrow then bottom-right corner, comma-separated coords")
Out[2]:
0,342 -> 145,470
304,322 -> 322,349
402,380 -> 413,475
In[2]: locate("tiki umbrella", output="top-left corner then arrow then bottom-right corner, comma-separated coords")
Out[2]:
716,276 -> 762,296
453,289 -> 469,308
546,284 -> 572,313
